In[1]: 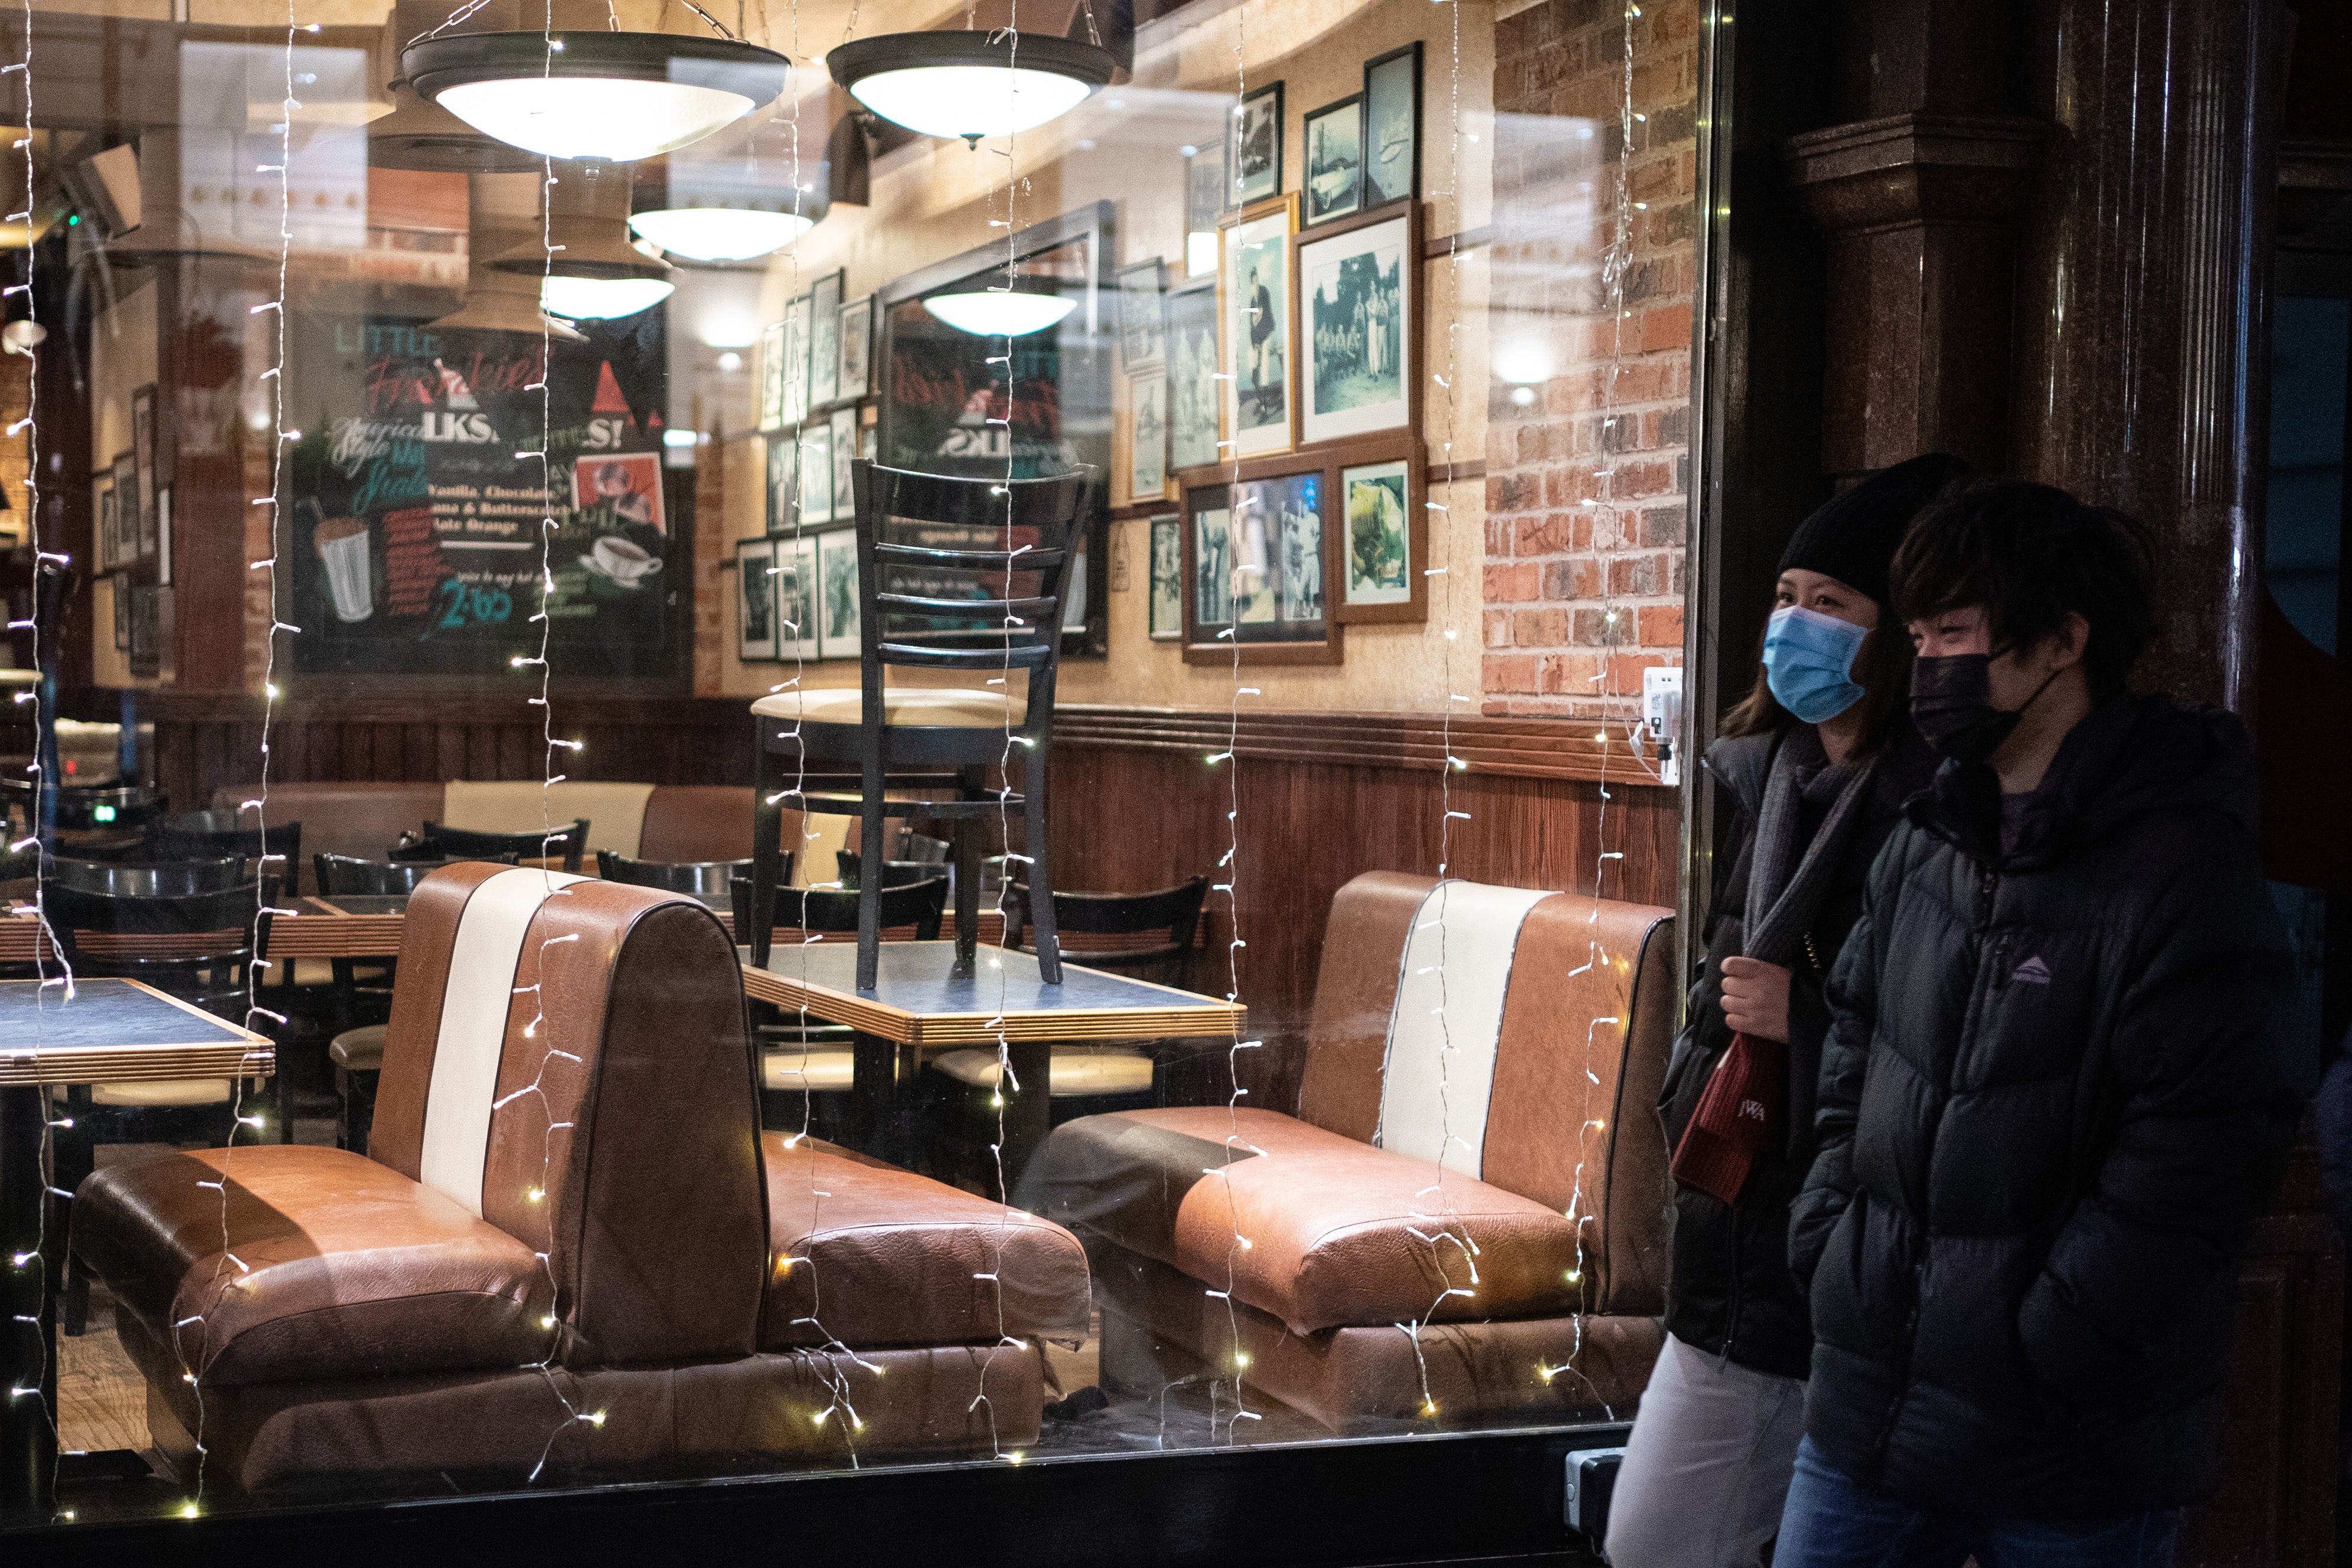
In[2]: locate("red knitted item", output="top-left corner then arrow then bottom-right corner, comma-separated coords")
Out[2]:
1670,1031 -> 1786,1206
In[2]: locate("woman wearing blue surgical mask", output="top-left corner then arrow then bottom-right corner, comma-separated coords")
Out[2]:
1606,455 -> 1966,1568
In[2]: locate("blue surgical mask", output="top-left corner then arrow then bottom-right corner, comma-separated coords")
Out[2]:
1762,605 -> 1870,723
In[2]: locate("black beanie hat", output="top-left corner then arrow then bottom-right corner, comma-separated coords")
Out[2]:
1776,452 -> 1972,609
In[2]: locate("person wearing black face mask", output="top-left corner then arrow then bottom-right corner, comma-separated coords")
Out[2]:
1775,481 -> 2309,1568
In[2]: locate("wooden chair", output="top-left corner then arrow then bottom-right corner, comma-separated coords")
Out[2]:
731,873 -> 948,1138
748,460 -> 1095,991
401,818 -> 589,873
43,876 -> 273,1334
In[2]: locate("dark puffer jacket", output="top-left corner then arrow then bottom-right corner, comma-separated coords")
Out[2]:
1658,723 -> 1936,1378
1788,695 -> 2308,1520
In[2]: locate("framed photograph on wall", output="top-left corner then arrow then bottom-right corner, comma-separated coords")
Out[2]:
799,421 -> 835,525
809,270 -> 844,409
1222,194 -> 1298,459
1297,206 -> 1416,446
816,527 -> 862,661
757,321 -> 786,432
1181,458 -> 1340,664
780,294 -> 811,426
156,485 -> 173,586
1148,512 -> 1182,641
766,431 -> 798,535
95,468 -> 116,570
837,296 -> 874,399
114,453 -> 138,560
1129,372 -> 1168,502
1167,275 -> 1221,472
1363,42 -> 1422,208
1302,95 -> 1363,226
1117,257 -> 1166,370
1184,142 -> 1227,276
1231,81 -> 1283,206
132,385 -> 158,556
829,407 -> 857,519
736,537 -> 778,661
112,575 -> 130,649
777,534 -> 821,660
1335,455 -> 1424,623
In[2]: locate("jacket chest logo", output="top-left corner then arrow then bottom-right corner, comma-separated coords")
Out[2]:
2009,955 -> 2053,985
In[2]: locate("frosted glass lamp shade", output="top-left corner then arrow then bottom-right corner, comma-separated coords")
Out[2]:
543,275 -> 676,321
628,205 -> 816,263
404,31 -> 790,163
827,31 -> 1115,145
922,290 -> 1075,338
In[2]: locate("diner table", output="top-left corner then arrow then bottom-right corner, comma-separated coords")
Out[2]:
739,941 -> 1246,1185
0,978 -> 272,1513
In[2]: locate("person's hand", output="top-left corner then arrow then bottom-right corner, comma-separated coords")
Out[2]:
1719,956 -> 1792,1043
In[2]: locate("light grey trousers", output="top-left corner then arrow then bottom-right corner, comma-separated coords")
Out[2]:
1604,1331 -> 1808,1568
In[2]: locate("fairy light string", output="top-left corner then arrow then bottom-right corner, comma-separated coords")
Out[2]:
1533,0 -> 1662,1405
5,0 -> 71,1498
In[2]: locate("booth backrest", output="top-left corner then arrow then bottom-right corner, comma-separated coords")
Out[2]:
369,863 -> 767,1364
1294,871 -> 1677,1317
211,782 -> 769,890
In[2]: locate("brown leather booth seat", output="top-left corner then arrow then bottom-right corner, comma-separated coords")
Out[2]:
73,863 -> 1090,1492
1028,871 -> 1677,1433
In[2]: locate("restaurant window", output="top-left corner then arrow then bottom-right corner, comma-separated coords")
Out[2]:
0,0 -> 1694,1537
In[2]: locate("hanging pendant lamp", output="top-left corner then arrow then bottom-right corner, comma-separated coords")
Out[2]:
404,0 -> 789,165
626,115 -> 829,264
921,276 -> 1074,338
827,30 -> 1115,146
429,172 -> 586,339
490,160 -> 673,321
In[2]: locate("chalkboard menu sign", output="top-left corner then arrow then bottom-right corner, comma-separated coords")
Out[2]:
876,201 -> 1112,657
287,312 -> 684,680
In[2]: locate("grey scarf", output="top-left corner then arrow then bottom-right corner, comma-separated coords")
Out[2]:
1742,728 -> 1879,968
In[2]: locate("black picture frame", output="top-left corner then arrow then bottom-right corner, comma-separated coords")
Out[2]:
1117,257 -> 1167,370
735,536 -> 778,661
1231,81 -> 1283,206
1302,94 -> 1364,227
765,430 -> 799,536
1363,42 -> 1422,208
809,269 -> 845,409
131,384 -> 158,556
112,574 -> 129,649
1180,455 -> 1341,665
838,296 -> 875,399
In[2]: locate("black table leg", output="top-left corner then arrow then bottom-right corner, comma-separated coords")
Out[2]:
997,1041 -> 1051,1203
849,1031 -> 922,1167
1,1083 -> 56,1514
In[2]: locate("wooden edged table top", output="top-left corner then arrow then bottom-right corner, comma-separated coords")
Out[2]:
0,977 -> 273,1087
739,940 -> 1246,1047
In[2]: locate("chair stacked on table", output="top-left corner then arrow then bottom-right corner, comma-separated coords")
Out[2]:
1024,871 -> 1677,1434
68,863 -> 1090,1494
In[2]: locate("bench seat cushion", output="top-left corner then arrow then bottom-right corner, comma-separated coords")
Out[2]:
73,1144 -> 553,1387
1027,1106 -> 1585,1335
751,686 -> 1027,728
762,1135 -> 1089,1349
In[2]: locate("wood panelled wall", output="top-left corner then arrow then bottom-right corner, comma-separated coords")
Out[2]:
1048,710 -> 1678,1117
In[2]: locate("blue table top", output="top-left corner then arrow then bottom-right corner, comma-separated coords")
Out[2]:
0,978 -> 256,1048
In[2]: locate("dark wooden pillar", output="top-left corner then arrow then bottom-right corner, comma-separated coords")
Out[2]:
2013,0 -> 2286,714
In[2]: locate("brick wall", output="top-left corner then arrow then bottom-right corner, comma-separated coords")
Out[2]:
1484,0 -> 1698,718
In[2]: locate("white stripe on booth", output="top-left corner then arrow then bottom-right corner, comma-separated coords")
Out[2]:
418,868 -> 584,1217
1373,880 -> 1553,1180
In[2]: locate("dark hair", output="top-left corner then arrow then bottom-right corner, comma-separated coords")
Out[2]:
1890,479 -> 2155,699
1719,604 -> 1913,752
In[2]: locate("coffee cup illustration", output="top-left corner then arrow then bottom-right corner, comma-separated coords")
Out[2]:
590,534 -> 662,586
314,515 -> 373,622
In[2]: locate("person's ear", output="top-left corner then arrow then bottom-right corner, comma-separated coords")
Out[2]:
2046,610 -> 2091,672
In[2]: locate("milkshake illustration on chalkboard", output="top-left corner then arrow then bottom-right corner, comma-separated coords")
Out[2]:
313,512 -> 374,622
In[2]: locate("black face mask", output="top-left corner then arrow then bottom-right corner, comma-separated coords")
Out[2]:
1911,653 -> 2061,765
